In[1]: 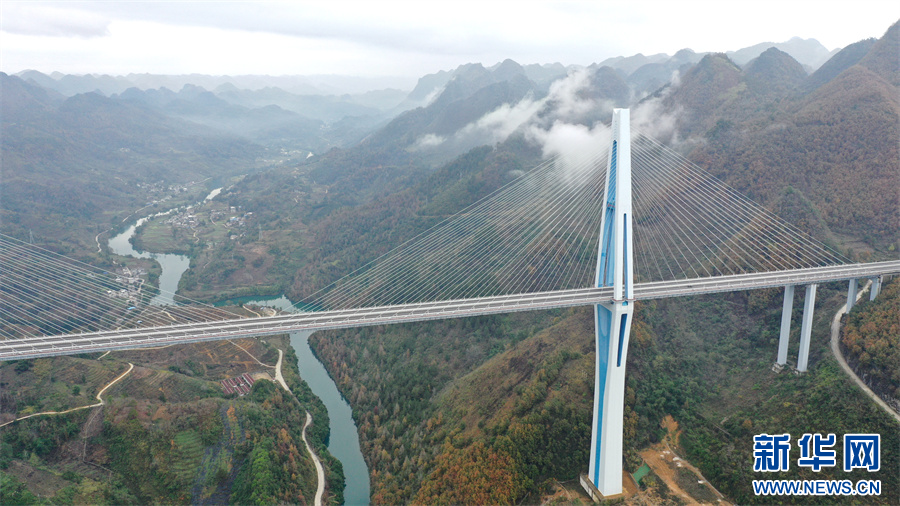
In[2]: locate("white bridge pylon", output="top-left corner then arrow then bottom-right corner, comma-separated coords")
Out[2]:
588,108 -> 634,497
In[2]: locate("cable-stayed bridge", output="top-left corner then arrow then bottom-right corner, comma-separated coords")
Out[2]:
1,109 -> 897,498
0,261 -> 896,361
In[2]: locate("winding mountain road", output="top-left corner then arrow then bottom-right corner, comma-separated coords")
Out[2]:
0,362 -> 134,428
302,411 -> 327,506
272,348 -> 325,505
830,282 -> 900,425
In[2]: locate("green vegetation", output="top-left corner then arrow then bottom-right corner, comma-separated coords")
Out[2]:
0,471 -> 39,505
0,337 -> 337,505
0,357 -> 122,417
311,282 -> 898,504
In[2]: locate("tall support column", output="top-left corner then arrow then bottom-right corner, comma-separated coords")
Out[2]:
846,278 -> 858,312
870,276 -> 882,301
797,284 -> 817,373
776,285 -> 794,366
588,109 -> 634,497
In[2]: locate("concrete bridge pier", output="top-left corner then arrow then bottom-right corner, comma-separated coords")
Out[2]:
869,276 -> 882,301
589,301 -> 633,498
776,285 -> 795,366
776,283 -> 818,373
846,278 -> 858,311
796,284 -> 817,373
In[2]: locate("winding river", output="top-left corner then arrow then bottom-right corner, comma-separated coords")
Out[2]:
107,211 -> 189,306
107,195 -> 370,505
229,297 -> 371,505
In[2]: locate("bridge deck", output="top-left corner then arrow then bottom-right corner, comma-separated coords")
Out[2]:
2,261 -> 898,360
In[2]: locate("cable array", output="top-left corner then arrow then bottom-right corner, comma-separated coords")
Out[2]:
301,130 -> 848,310
1,128 -> 851,339
0,234 -> 240,340
629,131 -> 847,282
299,149 -> 610,310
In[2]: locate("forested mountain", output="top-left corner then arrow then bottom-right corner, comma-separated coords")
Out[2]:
2,21 -> 898,505
841,277 -> 900,406
687,22 -> 899,248
285,23 -> 899,505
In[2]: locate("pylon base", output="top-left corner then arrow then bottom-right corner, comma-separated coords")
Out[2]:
579,473 -> 628,503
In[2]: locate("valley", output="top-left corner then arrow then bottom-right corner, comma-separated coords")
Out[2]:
1,17 -> 899,506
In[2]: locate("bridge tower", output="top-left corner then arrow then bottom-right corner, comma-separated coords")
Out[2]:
585,108 -> 635,498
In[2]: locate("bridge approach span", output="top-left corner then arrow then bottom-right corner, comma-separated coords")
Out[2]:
2,260 -> 897,361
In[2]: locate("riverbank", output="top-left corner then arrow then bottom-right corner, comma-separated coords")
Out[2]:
291,331 -> 371,506
106,195 -> 368,504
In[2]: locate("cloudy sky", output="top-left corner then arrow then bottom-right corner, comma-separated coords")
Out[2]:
2,1 -> 897,82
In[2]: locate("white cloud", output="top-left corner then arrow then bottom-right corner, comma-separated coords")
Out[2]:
631,71 -> 681,143
447,69 -> 600,149
413,133 -> 446,149
457,95 -> 545,144
544,70 -> 596,119
2,1 -> 896,77
527,121 -> 611,180
1,3 -> 110,38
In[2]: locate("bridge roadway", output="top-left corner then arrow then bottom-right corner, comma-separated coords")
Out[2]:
2,260 -> 898,361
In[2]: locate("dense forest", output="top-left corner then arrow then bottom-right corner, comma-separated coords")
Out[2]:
841,277 -> 900,405
310,284 -> 899,504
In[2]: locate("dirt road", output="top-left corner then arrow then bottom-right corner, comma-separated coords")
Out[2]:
830,282 -> 900,425
0,362 -> 134,428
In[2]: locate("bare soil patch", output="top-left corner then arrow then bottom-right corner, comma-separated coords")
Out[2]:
638,416 -> 731,505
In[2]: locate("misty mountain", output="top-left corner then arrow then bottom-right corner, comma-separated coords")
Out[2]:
212,85 -> 387,122
365,62 -> 537,148
0,73 -> 267,241
23,71 -> 136,96
403,62 -> 570,110
583,65 -> 633,104
726,36 -> 838,70
405,69 -> 454,103
8,25 -> 894,247
596,37 -> 837,90
14,70 -> 412,141
803,38 -> 878,92
522,62 -> 569,91
301,61 -> 544,202
598,52 -> 670,76
13,71 -> 414,98
114,84 -> 330,150
626,48 -> 706,97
